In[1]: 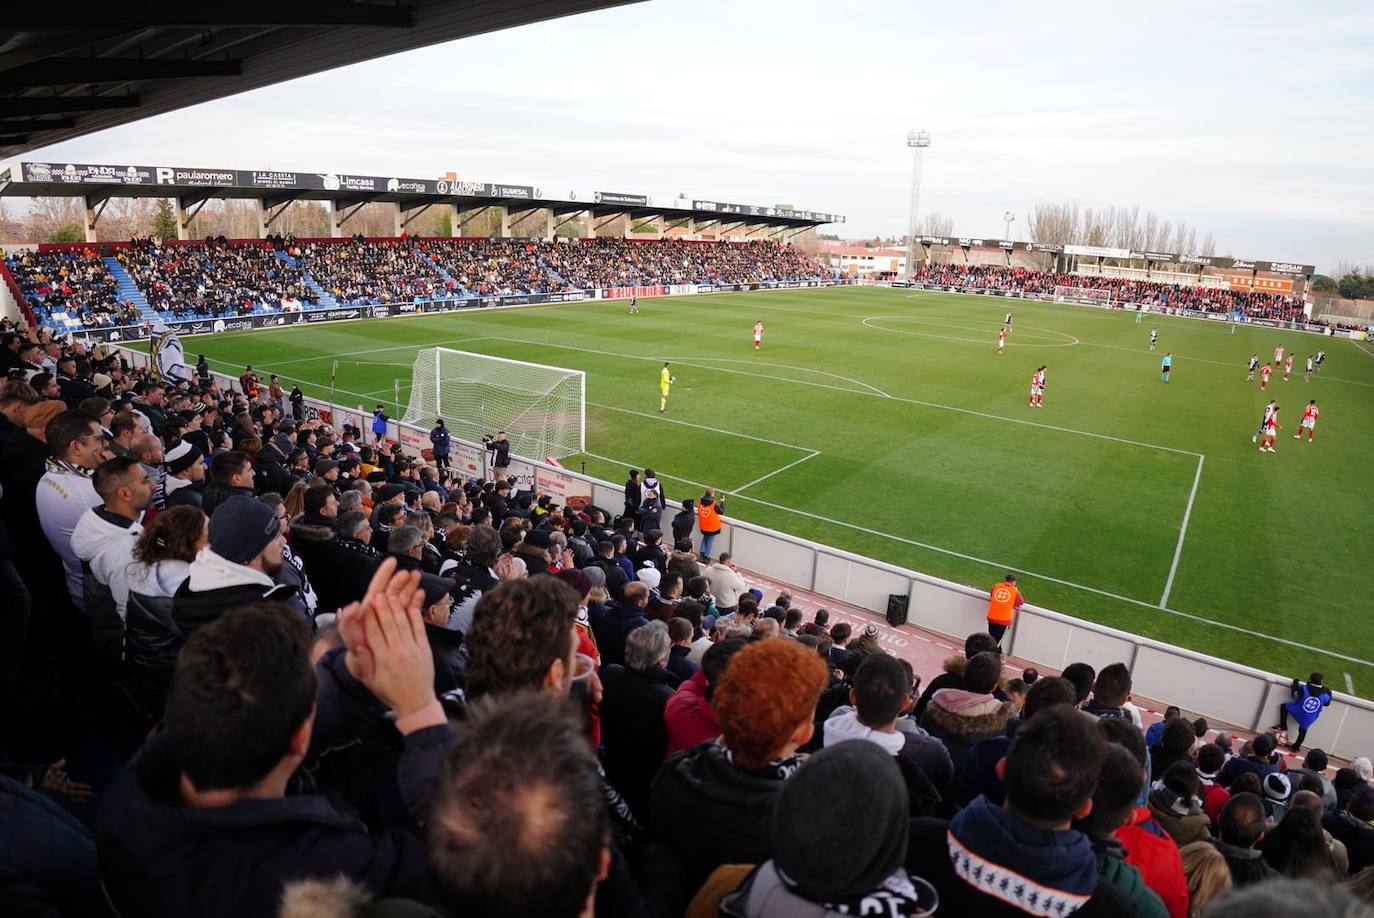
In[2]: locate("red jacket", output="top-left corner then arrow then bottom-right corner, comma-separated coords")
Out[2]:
664,671 -> 719,754
1117,807 -> 1189,918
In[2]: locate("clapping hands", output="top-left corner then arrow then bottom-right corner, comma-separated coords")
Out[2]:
338,558 -> 439,723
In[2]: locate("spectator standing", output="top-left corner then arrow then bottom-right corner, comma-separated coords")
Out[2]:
665,637 -> 746,755
672,498 -> 695,544
163,440 -> 205,508
99,567 -> 454,918
599,620 -> 679,820
428,418 -> 450,471
70,457 -> 152,658
709,741 -> 938,917
986,573 -> 1023,646
594,581 -> 650,668
907,706 -> 1132,915
37,409 -> 109,608
623,468 -> 641,522
289,384 -> 304,422
171,496 -> 296,636
705,552 -> 747,615
1274,672 -> 1333,753
652,638 -> 829,890
484,430 -> 510,479
1215,793 -> 1281,886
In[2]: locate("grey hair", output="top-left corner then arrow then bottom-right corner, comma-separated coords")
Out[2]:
336,510 -> 369,541
625,620 -> 671,671
388,525 -> 424,556
337,490 -> 362,513
1202,878 -> 1374,918
404,509 -> 433,537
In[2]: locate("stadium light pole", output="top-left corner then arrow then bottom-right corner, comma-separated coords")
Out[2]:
904,129 -> 931,284
1003,210 -> 1015,240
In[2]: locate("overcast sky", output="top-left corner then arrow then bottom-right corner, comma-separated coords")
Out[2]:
20,0 -> 1374,272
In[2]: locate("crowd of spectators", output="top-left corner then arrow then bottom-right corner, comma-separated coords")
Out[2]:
911,263 -> 1310,322
10,237 -> 832,332
4,249 -> 139,329
118,237 -> 317,319
291,235 -> 452,305
3,308 -> 1373,917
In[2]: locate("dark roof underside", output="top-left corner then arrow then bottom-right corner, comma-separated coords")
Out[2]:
0,0 -> 641,158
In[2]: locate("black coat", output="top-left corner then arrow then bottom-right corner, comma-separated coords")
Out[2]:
593,556 -> 630,602
122,590 -> 183,723
294,521 -> 379,616
1326,811 -> 1374,874
97,727 -> 453,918
429,426 -> 450,457
600,664 -> 680,821
487,438 -> 510,468
593,601 -> 649,669
632,542 -> 667,575
651,742 -> 789,891
172,578 -> 297,639
623,479 -> 642,516
671,509 -> 695,544
0,773 -> 108,917
200,482 -> 255,518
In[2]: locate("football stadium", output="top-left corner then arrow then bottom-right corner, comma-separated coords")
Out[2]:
2,3 -> 1373,915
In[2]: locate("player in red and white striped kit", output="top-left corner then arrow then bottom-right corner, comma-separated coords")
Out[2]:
1284,354 -> 1294,381
1258,406 -> 1280,453
1273,345 -> 1285,367
1294,399 -> 1319,442
1259,364 -> 1273,390
1028,365 -> 1045,407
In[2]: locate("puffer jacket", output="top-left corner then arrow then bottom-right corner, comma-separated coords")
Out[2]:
71,508 -> 143,662
919,688 -> 1014,771
172,548 -> 297,637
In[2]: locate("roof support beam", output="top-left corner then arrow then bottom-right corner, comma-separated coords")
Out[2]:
0,117 -> 74,130
0,95 -> 140,116
0,57 -> 242,90
7,3 -> 415,28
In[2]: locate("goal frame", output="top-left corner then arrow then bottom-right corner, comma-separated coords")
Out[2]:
418,346 -> 585,458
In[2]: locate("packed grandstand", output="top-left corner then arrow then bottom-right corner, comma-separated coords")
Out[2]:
4,237 -> 836,331
4,234 -> 1335,335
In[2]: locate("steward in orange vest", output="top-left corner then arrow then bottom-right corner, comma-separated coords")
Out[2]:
986,574 -> 1023,646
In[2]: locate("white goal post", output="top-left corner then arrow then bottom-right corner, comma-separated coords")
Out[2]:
402,347 -> 585,460
1053,285 -> 1115,306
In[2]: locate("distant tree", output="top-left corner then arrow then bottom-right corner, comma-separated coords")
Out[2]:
49,223 -> 83,243
435,209 -> 452,237
1310,275 -> 1338,294
916,212 -> 954,236
152,198 -> 177,240
1337,272 -> 1374,300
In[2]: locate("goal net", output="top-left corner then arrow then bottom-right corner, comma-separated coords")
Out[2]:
402,347 -> 585,460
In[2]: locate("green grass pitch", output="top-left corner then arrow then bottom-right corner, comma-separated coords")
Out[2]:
141,287 -> 1374,695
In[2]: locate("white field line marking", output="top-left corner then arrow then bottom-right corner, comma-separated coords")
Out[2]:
1160,455 -> 1205,608
1353,339 -> 1374,361
732,450 -> 820,494
1347,672 -> 1356,693
588,401 -> 813,452
583,448 -> 1374,669
200,356 -> 390,406
482,336 -> 1202,458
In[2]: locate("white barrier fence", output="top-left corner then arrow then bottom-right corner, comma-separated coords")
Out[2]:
114,344 -> 1374,761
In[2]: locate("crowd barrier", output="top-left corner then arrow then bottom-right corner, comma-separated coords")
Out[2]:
110,313 -> 1374,762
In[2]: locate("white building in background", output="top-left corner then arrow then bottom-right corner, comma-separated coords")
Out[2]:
818,244 -> 907,277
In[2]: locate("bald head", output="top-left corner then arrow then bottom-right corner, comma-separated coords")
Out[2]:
622,582 -> 649,607
130,431 -> 164,465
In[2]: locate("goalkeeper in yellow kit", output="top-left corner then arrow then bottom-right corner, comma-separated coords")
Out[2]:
659,361 -> 675,413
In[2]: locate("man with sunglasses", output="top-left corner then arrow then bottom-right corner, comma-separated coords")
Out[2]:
37,411 -> 113,610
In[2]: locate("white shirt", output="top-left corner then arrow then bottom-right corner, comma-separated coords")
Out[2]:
36,464 -> 102,608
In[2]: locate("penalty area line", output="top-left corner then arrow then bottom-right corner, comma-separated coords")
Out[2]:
732,450 -> 820,494
579,449 -> 1374,670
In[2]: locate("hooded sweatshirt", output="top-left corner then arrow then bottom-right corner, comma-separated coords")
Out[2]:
70,506 -> 144,619
172,548 -> 295,638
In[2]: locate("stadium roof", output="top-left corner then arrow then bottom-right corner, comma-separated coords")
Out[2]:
0,160 -> 846,227
0,0 -> 643,159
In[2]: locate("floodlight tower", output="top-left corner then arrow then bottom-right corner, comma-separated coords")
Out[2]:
903,129 -> 931,283
1003,210 -> 1016,240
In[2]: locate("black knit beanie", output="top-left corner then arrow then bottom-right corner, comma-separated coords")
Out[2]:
771,740 -> 909,902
